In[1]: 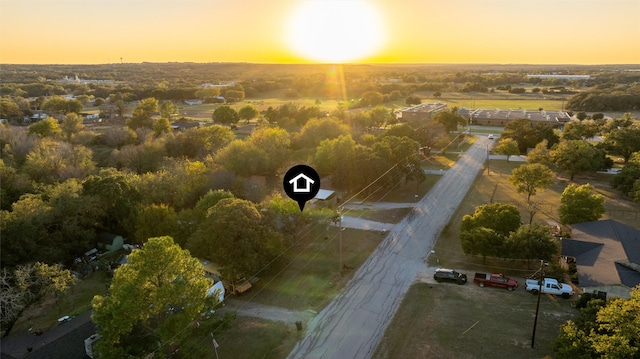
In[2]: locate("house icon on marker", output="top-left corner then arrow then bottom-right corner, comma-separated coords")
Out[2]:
289,173 -> 315,193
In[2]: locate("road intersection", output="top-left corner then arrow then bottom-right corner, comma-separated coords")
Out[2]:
287,137 -> 493,359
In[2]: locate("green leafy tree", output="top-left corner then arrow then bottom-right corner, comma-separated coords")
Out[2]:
188,198 -> 283,279
1,262 -> 75,336
134,204 -> 178,244
369,105 -> 392,128
28,117 -> 62,138
373,135 -> 425,186
247,127 -> 290,175
460,203 -> 522,261
126,98 -> 158,130
526,139 -> 553,166
432,107 -> 466,132
214,140 -> 268,176
238,105 -> 259,123
360,91 -> 384,107
507,223 -> 557,263
460,226 -> 505,262
60,113 -> 85,142
611,155 -> 640,198
314,134 -> 358,175
224,89 -> 245,102
92,236 -> 214,358
158,101 -> 178,119
603,126 -> 640,163
165,125 -> 234,159
212,105 -> 239,125
42,96 -> 83,115
553,286 -> 640,359
22,139 -> 95,183
494,138 -> 520,162
110,141 -> 167,173
558,184 -> 605,225
552,140 -> 608,180
296,117 -> 349,148
508,163 -> 554,202
153,116 -> 171,137
194,190 -> 235,219
461,202 -> 522,237
502,118 -> 559,154
552,299 -> 605,359
82,168 -> 140,235
0,98 -> 23,120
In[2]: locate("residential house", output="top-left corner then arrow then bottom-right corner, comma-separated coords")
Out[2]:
561,219 -> 640,299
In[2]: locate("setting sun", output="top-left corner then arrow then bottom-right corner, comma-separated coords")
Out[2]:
285,0 -> 385,64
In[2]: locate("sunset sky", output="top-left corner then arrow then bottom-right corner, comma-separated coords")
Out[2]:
1,0 -> 638,65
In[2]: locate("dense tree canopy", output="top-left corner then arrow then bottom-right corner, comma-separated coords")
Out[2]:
602,125 -> 640,163
501,119 -> 559,154
187,198 -> 283,280
92,236 -> 215,358
611,153 -> 640,199
552,140 -> 609,180
553,286 -> 640,359
558,184 -> 605,225
460,203 -> 522,261
1,262 -> 75,336
432,107 -> 466,132
212,105 -> 239,124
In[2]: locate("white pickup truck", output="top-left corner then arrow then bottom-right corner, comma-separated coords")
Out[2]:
525,277 -> 574,299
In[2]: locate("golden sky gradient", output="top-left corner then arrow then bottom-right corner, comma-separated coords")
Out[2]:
1,0 -> 639,64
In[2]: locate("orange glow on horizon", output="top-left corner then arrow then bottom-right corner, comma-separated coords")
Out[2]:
0,0 -> 638,65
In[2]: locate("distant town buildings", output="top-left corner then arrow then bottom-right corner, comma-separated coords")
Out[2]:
470,109 -> 571,127
398,102 -> 571,128
55,74 -> 117,85
526,74 -> 591,80
399,103 -> 447,121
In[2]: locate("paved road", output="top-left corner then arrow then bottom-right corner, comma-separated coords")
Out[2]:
334,217 -> 395,232
287,137 -> 493,359
217,299 -> 315,325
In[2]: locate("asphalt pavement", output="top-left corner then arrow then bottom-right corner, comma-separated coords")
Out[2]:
287,137 -> 493,359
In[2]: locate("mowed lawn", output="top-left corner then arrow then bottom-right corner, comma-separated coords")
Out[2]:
242,225 -> 387,311
373,282 -> 575,359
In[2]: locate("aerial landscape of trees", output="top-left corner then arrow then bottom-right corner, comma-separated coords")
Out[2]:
1,62 -> 639,357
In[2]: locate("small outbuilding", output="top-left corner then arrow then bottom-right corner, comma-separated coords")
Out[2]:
97,232 -> 125,252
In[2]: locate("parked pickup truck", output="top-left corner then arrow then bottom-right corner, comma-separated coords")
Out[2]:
525,278 -> 574,299
474,273 -> 518,291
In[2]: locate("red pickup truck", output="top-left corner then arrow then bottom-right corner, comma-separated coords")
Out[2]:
473,273 -> 518,291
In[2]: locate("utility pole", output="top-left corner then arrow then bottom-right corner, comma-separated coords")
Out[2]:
531,259 -> 544,348
337,207 -> 343,273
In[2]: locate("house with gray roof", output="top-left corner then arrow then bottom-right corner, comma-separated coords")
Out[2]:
561,219 -> 640,299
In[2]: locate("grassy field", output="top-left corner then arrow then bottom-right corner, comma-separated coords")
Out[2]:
240,225 -> 386,311
415,91 -> 567,111
180,316 -> 300,359
373,283 -> 575,359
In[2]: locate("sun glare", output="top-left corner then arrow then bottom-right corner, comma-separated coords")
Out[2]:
286,0 -> 385,63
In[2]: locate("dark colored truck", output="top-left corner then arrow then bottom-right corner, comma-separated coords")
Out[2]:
473,272 -> 518,291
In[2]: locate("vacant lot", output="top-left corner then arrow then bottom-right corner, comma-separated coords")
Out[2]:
179,316 -> 300,359
373,282 -> 575,359
241,225 -> 387,311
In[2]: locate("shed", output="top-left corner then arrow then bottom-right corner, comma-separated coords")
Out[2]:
97,232 -> 125,252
